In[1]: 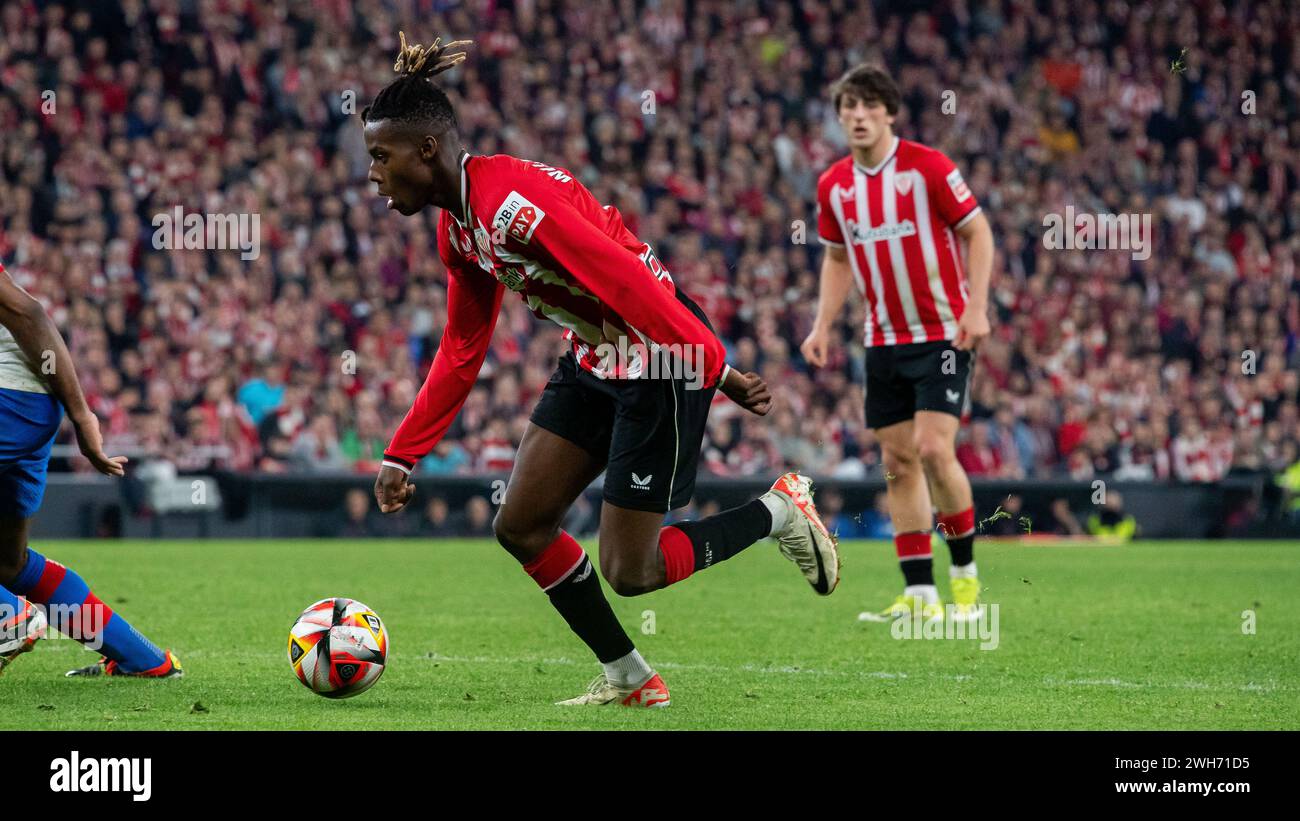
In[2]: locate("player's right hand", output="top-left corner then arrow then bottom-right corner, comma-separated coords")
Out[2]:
375,465 -> 415,513
800,326 -> 831,368
721,369 -> 772,416
71,412 -> 128,477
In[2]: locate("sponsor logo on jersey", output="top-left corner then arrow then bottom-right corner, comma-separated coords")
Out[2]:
493,191 -> 546,244
496,265 -> 527,292
946,168 -> 971,203
847,218 -> 918,244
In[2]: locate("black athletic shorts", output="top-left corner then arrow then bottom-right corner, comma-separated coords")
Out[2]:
864,339 -> 973,430
529,289 -> 718,513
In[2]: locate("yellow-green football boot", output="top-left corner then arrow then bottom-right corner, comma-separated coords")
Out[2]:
949,576 -> 985,622
858,593 -> 944,623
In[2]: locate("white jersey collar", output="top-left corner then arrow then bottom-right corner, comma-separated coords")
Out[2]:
853,136 -> 900,176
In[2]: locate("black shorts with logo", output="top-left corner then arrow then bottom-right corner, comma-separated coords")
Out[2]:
864,340 -> 973,430
528,290 -> 718,513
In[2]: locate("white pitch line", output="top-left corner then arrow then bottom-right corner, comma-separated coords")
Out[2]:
426,653 -> 1285,693
125,649 -> 1287,694
1042,676 -> 1278,694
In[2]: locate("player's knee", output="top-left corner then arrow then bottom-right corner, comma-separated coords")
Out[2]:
601,558 -> 658,598
915,436 -> 956,473
492,507 -> 552,560
882,446 -> 920,480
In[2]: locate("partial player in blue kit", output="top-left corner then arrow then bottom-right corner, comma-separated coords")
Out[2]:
0,261 -> 181,678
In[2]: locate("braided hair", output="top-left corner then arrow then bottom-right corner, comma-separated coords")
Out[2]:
361,32 -> 472,133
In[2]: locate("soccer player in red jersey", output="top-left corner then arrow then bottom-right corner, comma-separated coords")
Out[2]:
802,65 -> 995,624
361,35 -> 839,707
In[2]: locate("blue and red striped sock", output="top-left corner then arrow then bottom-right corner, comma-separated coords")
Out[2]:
7,548 -> 166,673
0,584 -> 23,612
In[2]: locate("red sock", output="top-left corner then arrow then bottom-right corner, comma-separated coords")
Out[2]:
523,531 -> 587,591
658,526 -> 695,586
522,531 -> 635,665
894,530 -> 935,587
893,531 -> 933,560
937,507 -> 975,539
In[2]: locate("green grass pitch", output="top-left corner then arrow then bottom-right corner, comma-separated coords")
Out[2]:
1,538 -> 1295,730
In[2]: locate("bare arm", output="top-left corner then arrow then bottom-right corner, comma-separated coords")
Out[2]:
0,270 -> 126,476
954,210 -> 993,351
800,245 -> 854,368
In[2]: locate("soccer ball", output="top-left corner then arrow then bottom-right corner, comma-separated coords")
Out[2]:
288,598 -> 389,698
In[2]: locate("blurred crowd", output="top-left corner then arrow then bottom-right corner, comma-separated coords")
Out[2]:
1,0 -> 1298,498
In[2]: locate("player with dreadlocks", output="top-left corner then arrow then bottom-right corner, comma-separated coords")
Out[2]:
363,34 -> 839,707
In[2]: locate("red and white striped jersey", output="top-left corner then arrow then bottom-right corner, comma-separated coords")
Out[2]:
816,137 -> 981,347
383,153 -> 726,470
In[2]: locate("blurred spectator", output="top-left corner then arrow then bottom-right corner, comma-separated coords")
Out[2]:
1086,490 -> 1138,541
1276,454 -> 1300,523
957,422 -> 1002,476
291,414 -> 348,472
1050,499 -> 1085,537
333,489 -> 378,538
419,497 -> 457,538
858,492 -> 894,540
462,496 -> 494,538
818,487 -> 869,539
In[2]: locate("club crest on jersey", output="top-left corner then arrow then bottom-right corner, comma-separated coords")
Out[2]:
473,227 -> 493,259
450,223 -> 474,256
894,171 -> 914,197
468,227 -> 496,274
493,191 -> 546,244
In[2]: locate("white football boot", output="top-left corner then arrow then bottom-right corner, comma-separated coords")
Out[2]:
556,672 -> 671,707
764,472 -> 840,595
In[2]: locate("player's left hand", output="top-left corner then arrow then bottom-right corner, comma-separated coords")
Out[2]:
954,308 -> 990,351
71,411 -> 128,477
375,464 -> 415,513
721,369 -> 772,416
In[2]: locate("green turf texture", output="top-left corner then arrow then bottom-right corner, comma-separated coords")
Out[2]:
1,539 -> 1295,730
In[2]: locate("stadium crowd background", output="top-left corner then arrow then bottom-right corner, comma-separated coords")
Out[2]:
2,0 -> 1299,532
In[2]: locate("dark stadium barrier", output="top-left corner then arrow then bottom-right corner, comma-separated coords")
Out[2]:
34,471 -> 1295,541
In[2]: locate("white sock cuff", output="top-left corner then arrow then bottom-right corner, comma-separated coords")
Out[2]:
603,649 -> 653,688
759,492 -> 791,537
903,584 -> 940,604
949,562 -> 978,579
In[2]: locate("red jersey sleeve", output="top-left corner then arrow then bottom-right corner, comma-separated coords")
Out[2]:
816,171 -> 846,247
383,247 -> 504,471
923,150 -> 981,229
495,184 -> 729,389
